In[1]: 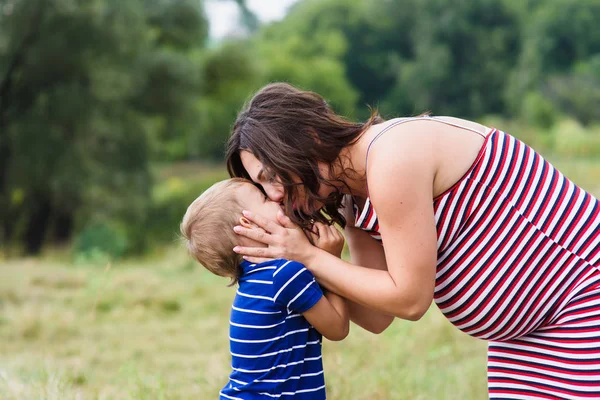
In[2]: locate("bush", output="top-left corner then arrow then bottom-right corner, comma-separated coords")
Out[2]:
73,222 -> 128,264
145,172 -> 228,246
544,73 -> 600,126
478,116 -> 553,152
521,91 -> 559,129
551,119 -> 600,157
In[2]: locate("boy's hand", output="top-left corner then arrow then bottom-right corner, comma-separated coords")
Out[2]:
310,222 -> 345,258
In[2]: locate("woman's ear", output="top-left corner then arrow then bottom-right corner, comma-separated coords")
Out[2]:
239,217 -> 255,229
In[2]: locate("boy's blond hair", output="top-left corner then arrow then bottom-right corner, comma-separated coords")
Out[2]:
180,178 -> 249,285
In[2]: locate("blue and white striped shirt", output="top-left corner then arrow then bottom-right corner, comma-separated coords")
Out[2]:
220,259 -> 325,400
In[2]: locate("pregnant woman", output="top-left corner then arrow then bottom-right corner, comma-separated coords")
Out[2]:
227,82 -> 600,399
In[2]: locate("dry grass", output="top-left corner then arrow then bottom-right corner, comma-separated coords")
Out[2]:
0,249 -> 488,400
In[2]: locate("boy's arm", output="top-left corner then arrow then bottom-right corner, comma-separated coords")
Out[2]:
303,290 -> 349,341
303,222 -> 349,340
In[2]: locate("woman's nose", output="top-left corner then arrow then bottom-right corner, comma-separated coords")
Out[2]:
266,185 -> 284,203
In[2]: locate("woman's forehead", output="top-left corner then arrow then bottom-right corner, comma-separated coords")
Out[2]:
239,151 -> 262,172
240,151 -> 277,179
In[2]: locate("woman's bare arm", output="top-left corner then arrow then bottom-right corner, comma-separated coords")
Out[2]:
344,224 -> 395,333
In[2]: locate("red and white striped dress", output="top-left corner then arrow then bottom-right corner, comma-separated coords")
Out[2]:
353,118 -> 600,399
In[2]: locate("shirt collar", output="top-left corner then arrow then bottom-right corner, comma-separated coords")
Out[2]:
240,259 -> 283,275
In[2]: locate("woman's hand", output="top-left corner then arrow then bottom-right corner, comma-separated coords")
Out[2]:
310,222 -> 344,258
233,210 -> 320,265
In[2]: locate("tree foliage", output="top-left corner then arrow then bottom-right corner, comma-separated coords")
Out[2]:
1,0 -> 599,255
0,0 -> 207,254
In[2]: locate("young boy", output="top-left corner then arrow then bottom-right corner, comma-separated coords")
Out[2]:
180,178 -> 349,400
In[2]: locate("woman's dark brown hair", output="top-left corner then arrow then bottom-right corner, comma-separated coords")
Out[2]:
226,82 -> 383,229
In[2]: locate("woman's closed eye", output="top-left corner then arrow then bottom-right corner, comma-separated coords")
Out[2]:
266,171 -> 277,183
257,168 -> 277,184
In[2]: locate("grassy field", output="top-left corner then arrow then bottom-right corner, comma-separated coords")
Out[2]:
0,251 -> 488,400
1,155 -> 598,400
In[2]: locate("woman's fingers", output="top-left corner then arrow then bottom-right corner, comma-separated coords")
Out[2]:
315,222 -> 326,235
330,224 -> 342,238
233,245 -> 278,259
243,210 -> 286,234
315,223 -> 330,241
233,225 -> 274,245
239,217 -> 267,235
308,230 -> 319,245
276,210 -> 297,229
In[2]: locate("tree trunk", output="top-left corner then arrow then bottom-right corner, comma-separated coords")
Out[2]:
0,117 -> 11,252
53,209 -> 73,244
2,213 -> 14,244
23,196 -> 52,254
0,0 -> 47,254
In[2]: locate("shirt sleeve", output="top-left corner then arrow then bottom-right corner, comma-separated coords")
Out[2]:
272,260 -> 323,313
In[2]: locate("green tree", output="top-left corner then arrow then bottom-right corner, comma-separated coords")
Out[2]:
196,41 -> 263,159
0,0 -> 207,254
277,0 -> 418,116
507,0 -> 600,118
256,0 -> 522,119
543,56 -> 600,125
255,0 -> 360,117
380,0 -> 522,118
231,0 -> 260,34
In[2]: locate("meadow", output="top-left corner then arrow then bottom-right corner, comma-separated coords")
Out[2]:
0,251 -> 488,400
1,152 -> 599,400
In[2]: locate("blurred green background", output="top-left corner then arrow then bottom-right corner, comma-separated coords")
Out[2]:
0,0 -> 599,399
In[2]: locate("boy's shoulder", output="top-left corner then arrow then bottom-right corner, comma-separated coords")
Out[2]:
272,258 -> 306,273
240,259 -> 318,295
238,259 -> 322,314
272,259 -> 320,309
270,259 -> 315,284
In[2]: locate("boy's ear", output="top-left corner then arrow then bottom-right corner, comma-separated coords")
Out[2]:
239,217 -> 255,229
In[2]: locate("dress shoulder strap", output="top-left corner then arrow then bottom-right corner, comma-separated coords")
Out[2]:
427,116 -> 488,138
364,116 -> 427,171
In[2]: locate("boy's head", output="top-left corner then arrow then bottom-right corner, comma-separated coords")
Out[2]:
180,178 -> 283,285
